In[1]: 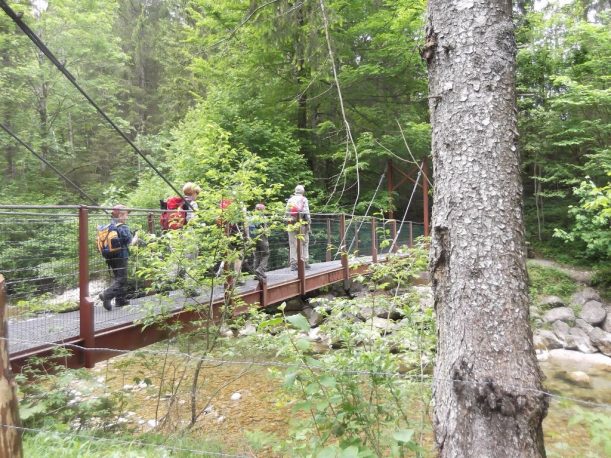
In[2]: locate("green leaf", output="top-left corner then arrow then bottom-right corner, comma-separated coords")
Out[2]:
316,446 -> 340,458
340,446 -> 359,458
286,314 -> 310,332
20,402 -> 47,420
295,338 -> 311,351
393,429 -> 414,443
319,375 -> 337,388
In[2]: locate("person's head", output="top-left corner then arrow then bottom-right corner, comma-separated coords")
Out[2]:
294,185 -> 305,195
111,204 -> 129,223
183,182 -> 201,198
255,203 -> 266,212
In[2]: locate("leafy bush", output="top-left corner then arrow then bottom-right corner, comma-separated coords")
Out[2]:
527,262 -> 578,303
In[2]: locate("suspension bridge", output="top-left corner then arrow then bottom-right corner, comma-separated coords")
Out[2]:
1,198 -> 429,371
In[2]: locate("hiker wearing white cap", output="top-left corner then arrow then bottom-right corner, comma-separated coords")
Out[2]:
286,185 -> 311,271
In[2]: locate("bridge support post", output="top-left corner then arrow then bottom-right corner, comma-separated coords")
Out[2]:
259,279 -> 268,308
297,223 -> 306,296
78,206 -> 95,369
325,218 -> 332,262
0,274 -> 23,458
339,214 -> 350,291
423,159 -> 430,238
371,218 -> 378,263
147,212 -> 154,234
409,221 -> 413,247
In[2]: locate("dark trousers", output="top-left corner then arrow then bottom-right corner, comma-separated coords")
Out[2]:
254,236 -> 270,281
102,257 -> 128,305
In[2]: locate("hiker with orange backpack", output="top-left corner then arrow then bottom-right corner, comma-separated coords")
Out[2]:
286,185 -> 311,271
98,205 -> 138,311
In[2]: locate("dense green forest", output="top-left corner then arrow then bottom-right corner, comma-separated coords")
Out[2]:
0,0 -> 609,271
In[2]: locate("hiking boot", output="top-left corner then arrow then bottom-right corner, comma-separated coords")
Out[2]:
290,264 -> 297,271
305,263 -> 312,270
116,299 -> 130,307
99,294 -> 112,311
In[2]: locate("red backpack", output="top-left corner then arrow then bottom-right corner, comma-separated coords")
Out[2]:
288,196 -> 305,223
160,196 -> 188,230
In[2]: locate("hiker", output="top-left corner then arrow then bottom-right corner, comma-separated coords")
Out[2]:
183,182 -> 201,222
220,198 -> 249,284
286,185 -> 311,271
249,203 -> 270,281
99,205 -> 138,311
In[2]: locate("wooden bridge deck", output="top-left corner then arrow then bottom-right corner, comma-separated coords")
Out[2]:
8,255 -> 382,369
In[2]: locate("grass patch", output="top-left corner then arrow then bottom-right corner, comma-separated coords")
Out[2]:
527,262 -> 579,304
23,430 -> 231,457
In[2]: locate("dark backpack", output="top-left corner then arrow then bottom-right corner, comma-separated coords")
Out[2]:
160,196 -> 189,230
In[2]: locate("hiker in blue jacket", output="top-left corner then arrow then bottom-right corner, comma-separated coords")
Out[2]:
99,205 -> 138,311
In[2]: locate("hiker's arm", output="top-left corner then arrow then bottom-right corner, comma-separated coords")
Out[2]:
118,225 -> 133,246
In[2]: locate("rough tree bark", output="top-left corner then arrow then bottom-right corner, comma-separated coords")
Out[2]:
425,1 -> 548,457
0,275 -> 23,457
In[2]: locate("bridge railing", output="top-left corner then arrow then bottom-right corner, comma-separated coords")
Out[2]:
0,205 -> 423,355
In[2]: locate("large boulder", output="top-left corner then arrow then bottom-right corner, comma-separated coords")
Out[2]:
533,330 -> 564,350
575,318 -> 594,334
558,371 -> 592,388
570,288 -> 601,307
589,328 -> 611,357
552,320 -> 570,341
567,327 -> 598,353
543,307 -> 575,324
538,296 -> 565,309
579,300 -> 607,325
603,308 -> 611,333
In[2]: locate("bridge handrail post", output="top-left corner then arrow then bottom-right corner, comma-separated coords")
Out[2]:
78,206 -> 95,368
391,219 -> 398,253
297,217 -> 306,296
371,217 -> 378,263
0,274 -> 23,457
339,214 -> 350,290
147,212 -> 154,234
325,217 -> 332,262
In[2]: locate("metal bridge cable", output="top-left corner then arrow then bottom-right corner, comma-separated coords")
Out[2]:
389,169 -> 421,252
0,424 -> 249,457
396,119 -> 433,189
346,172 -> 385,254
319,0 -> 360,215
0,1 -> 192,210
0,123 -> 100,208
5,337 -> 610,410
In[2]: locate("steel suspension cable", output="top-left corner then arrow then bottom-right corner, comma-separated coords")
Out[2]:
0,123 -> 99,207
0,0 -> 188,205
389,169 -> 421,252
345,172 -> 386,254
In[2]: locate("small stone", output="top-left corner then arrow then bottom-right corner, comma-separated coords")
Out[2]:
535,349 -> 549,362
580,300 -> 607,325
538,296 -> 565,309
122,384 -> 134,391
566,371 -> 592,388
216,416 -> 225,423
230,392 -> 241,401
543,307 -> 575,324
147,419 -> 157,428
302,307 -> 323,327
238,324 -> 257,337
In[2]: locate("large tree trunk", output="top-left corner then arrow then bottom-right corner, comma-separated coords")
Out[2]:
0,275 -> 23,458
425,1 -> 548,457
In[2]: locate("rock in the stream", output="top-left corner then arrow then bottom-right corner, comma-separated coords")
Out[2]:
575,318 -> 594,334
548,349 -> 611,370
562,371 -> 592,388
533,330 -> 564,350
538,295 -> 566,309
570,288 -> 601,307
579,300 -> 607,326
589,328 -> 611,357
543,307 -> 575,324
567,328 -> 598,353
